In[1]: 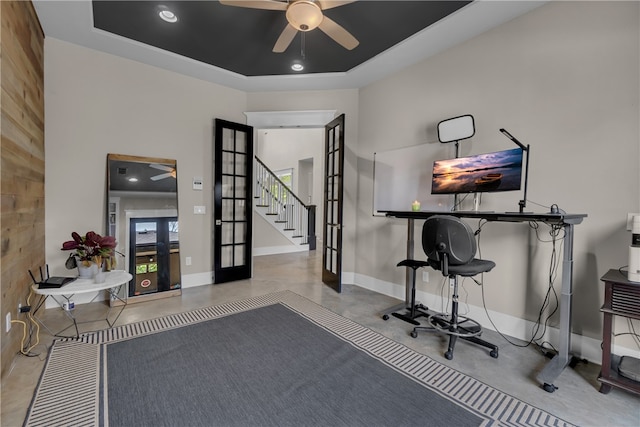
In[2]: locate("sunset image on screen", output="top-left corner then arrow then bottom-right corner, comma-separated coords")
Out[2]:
431,148 -> 523,195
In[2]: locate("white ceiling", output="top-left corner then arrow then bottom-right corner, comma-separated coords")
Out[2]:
33,1 -> 545,92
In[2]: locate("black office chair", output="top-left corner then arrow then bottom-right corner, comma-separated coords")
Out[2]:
411,215 -> 499,360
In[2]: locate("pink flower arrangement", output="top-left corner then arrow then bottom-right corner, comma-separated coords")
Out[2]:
61,231 -> 117,265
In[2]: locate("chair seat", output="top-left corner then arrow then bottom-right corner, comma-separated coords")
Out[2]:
397,259 -> 431,269
428,258 -> 495,276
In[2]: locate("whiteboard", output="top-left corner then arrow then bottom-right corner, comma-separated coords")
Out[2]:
373,143 -> 451,215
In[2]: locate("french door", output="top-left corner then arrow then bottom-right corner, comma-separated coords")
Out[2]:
213,119 -> 253,284
322,114 -> 345,292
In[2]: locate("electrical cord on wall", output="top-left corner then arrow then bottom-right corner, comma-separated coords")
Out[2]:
450,193 -> 470,212
613,318 -> 640,349
11,290 -> 41,357
473,219 -> 568,354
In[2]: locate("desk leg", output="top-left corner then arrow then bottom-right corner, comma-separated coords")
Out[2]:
405,218 -> 415,305
537,223 -> 575,392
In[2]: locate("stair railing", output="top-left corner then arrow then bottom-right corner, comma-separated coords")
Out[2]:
254,157 -> 316,249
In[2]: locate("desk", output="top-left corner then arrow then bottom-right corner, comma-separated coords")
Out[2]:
32,270 -> 132,338
598,269 -> 640,395
383,210 -> 587,392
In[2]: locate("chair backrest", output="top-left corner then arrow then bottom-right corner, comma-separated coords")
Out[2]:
422,215 -> 477,269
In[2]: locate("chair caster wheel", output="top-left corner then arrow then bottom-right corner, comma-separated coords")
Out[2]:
444,351 -> 453,360
542,383 -> 558,393
382,314 -> 389,321
410,331 -> 418,338
490,349 -> 498,358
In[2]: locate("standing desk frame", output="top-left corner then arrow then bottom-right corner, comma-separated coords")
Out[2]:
383,210 -> 586,391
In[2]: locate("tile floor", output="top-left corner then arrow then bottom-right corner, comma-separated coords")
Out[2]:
1,251 -> 639,426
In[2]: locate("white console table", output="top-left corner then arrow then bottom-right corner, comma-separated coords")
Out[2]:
31,270 -> 132,338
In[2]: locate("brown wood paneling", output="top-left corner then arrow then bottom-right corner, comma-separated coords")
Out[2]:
1,1 -> 45,379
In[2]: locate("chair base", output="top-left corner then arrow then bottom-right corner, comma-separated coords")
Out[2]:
411,313 -> 499,360
389,304 -> 429,326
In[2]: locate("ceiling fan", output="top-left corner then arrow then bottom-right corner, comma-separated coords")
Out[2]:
219,0 -> 359,53
149,164 -> 177,181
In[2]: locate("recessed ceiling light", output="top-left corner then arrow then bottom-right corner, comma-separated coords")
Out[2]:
128,177 -> 139,182
291,63 -> 304,71
159,9 -> 178,23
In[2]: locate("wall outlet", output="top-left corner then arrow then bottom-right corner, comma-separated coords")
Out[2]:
5,312 -> 11,333
194,205 -> 206,215
627,213 -> 640,231
185,256 -> 192,266
422,271 -> 429,282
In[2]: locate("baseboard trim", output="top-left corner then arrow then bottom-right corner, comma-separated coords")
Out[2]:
253,246 -> 308,256
349,272 -> 640,364
181,271 -> 213,288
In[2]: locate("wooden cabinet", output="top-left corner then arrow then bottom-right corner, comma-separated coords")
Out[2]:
598,269 -> 640,395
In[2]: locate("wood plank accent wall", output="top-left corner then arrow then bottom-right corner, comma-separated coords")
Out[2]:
1,1 -> 45,378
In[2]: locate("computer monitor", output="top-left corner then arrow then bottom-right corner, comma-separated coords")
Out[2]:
431,148 -> 523,195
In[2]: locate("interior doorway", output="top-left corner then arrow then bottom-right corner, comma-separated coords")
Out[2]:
255,128 -> 324,246
246,110 -> 342,289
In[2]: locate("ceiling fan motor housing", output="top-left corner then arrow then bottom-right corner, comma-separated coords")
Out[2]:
286,1 -> 323,31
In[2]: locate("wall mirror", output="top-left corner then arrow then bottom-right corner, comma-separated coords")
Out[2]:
106,153 -> 181,304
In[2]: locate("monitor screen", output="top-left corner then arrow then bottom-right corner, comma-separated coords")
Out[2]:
431,148 -> 523,195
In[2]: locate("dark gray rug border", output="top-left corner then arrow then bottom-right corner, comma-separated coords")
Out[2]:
24,290 -> 574,427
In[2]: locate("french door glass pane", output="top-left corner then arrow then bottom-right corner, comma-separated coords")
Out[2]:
234,245 -> 245,266
235,177 -> 246,198
222,223 -> 233,244
236,132 -> 246,153
222,128 -> 234,151
222,152 -> 234,174
222,175 -> 233,197
222,200 -> 234,221
235,223 -> 246,244
222,246 -> 232,268
235,153 -> 247,176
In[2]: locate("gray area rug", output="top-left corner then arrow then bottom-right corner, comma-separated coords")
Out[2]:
25,290 -> 573,427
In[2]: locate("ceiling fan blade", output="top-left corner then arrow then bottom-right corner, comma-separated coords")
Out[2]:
149,164 -> 173,172
273,24 -> 298,53
150,172 -> 172,181
218,0 -> 288,11
318,16 -> 359,50
317,0 -> 356,11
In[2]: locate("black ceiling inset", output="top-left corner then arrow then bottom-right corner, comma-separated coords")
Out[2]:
92,1 -> 471,77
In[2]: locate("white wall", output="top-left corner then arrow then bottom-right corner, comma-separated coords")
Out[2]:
355,1 -> 639,353
44,39 -> 247,286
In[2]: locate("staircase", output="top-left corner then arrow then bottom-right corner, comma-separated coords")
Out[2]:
254,157 -> 316,250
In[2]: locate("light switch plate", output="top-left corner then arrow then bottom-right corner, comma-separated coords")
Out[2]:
194,205 -> 206,215
193,177 -> 203,191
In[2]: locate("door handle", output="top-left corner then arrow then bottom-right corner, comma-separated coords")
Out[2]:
215,220 -> 222,226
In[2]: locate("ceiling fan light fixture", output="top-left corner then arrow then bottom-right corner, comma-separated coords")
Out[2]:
286,1 -> 323,32
158,9 -> 178,23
